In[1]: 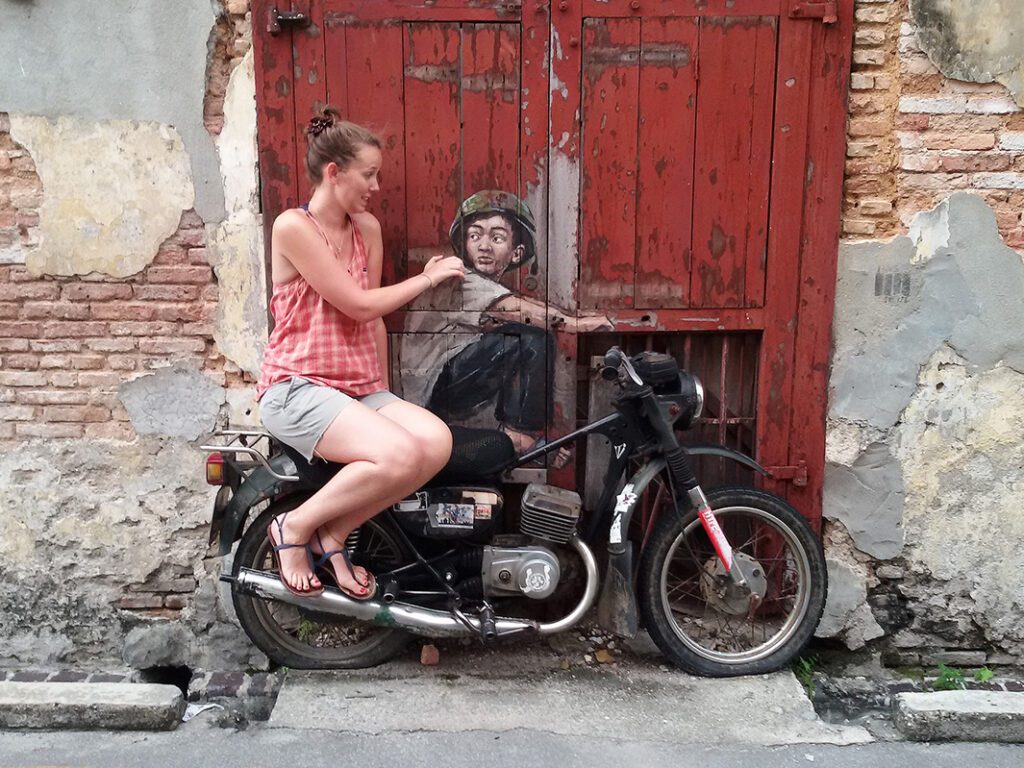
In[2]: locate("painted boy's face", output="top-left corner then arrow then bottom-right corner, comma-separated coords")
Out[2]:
465,215 -> 524,277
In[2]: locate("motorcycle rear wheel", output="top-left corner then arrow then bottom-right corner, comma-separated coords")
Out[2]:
638,485 -> 826,677
232,497 -> 411,669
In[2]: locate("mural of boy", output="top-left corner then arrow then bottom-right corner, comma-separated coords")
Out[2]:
399,190 -> 571,464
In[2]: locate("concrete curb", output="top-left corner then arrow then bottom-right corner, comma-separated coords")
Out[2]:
894,690 -> 1024,742
0,682 -> 185,731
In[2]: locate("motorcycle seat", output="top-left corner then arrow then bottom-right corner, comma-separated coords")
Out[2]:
274,424 -> 517,487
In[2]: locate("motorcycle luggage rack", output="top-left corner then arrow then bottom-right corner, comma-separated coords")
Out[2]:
199,428 -> 299,482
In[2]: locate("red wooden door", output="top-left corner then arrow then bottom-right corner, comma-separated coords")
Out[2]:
252,0 -> 853,522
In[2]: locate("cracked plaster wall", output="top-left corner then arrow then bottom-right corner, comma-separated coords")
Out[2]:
911,0 -> 1024,107
0,2 -> 268,669
822,192 -> 1024,663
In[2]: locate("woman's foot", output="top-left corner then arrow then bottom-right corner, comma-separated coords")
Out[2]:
310,528 -> 376,600
267,513 -> 323,596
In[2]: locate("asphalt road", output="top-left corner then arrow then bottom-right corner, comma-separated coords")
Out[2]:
1,720 -> 1023,768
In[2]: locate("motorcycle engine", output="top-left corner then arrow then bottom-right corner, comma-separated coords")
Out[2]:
482,544 -> 560,600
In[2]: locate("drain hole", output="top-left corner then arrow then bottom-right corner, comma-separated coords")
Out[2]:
139,665 -> 193,695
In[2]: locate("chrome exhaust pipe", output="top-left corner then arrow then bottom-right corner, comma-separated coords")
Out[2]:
232,536 -> 600,639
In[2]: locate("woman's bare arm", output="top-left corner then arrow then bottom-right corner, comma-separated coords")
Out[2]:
273,210 -> 463,322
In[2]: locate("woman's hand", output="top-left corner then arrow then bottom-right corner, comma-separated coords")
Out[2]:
422,255 -> 465,287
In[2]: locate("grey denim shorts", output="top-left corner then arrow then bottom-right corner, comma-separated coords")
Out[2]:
259,377 -> 401,462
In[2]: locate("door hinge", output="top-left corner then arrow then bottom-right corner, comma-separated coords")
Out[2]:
764,461 -> 809,487
789,1 -> 838,24
267,6 -> 311,35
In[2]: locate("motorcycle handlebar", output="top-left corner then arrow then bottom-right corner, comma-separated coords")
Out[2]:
601,346 -> 644,387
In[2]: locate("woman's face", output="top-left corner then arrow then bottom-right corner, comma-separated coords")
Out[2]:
327,144 -> 382,213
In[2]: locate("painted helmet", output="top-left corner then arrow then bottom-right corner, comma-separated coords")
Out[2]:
449,189 -> 537,269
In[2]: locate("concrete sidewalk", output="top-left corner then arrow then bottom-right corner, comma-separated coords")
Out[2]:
0,681 -> 184,731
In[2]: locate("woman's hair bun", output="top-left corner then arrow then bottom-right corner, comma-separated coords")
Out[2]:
307,106 -> 343,138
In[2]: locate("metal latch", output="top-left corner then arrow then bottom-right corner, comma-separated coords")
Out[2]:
267,6 -> 311,35
789,1 -> 838,23
764,461 -> 809,487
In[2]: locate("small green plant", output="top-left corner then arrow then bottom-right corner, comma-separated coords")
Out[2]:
297,618 -> 316,643
932,663 -> 966,691
974,666 -> 994,683
793,654 -> 817,697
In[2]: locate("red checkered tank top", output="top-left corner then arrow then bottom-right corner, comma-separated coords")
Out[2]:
256,209 -> 383,399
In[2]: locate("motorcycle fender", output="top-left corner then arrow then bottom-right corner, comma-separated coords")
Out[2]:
683,444 -> 769,476
216,453 -> 307,555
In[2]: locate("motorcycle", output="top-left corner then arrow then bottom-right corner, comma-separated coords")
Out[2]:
200,346 -> 826,676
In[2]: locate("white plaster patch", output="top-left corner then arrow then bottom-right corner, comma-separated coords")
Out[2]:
208,49 -> 268,377
547,151 -> 580,311
9,115 -> 194,278
908,197 -> 950,264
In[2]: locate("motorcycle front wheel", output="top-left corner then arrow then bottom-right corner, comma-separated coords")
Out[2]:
232,497 -> 411,669
638,485 -> 827,677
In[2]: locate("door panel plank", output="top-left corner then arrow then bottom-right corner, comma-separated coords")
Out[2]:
580,18 -> 641,309
291,2 -> 327,201
635,17 -> 698,309
344,22 -> 408,285
404,22 -> 462,298
690,16 -> 776,309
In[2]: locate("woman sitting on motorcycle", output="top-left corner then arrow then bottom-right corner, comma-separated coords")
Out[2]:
255,107 -> 465,599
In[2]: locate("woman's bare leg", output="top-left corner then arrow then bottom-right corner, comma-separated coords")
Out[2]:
315,400 -> 453,589
271,401 -> 427,593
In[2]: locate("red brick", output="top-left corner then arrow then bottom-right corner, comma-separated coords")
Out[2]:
153,304 -> 203,322
0,422 -> 14,439
16,422 -> 84,438
187,247 -> 209,265
62,283 -> 132,301
0,283 -> 60,301
108,356 -> 137,371
71,354 -> 106,370
107,321 -> 179,337
22,302 -> 91,320
133,284 -> 201,302
175,228 -> 207,248
895,114 -> 929,131
0,303 -> 18,319
0,404 -> 35,421
90,303 -> 157,321
29,340 -> 82,352
940,154 -> 1011,173
85,338 -> 136,352
924,132 -> 997,151
0,339 -> 30,352
0,371 -> 48,387
3,353 -> 39,369
43,405 -> 110,422
202,285 -> 219,301
42,321 -> 108,338
48,372 -> 78,387
0,321 -> 41,338
180,322 -> 214,337
8,267 -> 38,283
138,338 -> 207,355
163,595 -> 189,609
145,266 -> 213,285
849,117 -> 892,137
152,247 -> 188,265
117,595 -> 164,610
76,372 -> 120,388
17,390 -> 89,405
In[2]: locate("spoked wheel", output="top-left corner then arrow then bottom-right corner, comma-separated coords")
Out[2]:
232,497 -> 410,669
638,484 -> 827,677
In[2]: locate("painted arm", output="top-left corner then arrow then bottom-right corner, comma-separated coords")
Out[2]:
273,210 -> 464,323
483,293 -> 612,332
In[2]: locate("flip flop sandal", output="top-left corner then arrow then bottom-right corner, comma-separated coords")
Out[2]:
266,513 -> 324,598
313,533 -> 377,601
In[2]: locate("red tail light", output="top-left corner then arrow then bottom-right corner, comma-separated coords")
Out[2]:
206,452 -> 226,485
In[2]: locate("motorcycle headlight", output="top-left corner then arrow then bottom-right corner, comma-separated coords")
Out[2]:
674,372 -> 704,429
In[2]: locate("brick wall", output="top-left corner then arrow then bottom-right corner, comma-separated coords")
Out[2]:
844,0 -> 1024,248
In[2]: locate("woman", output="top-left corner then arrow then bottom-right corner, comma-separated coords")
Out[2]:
255,107 -> 465,599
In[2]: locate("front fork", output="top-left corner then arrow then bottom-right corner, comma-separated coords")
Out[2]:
686,485 -> 745,587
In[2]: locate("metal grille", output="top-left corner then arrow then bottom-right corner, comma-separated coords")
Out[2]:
579,332 -> 760,491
